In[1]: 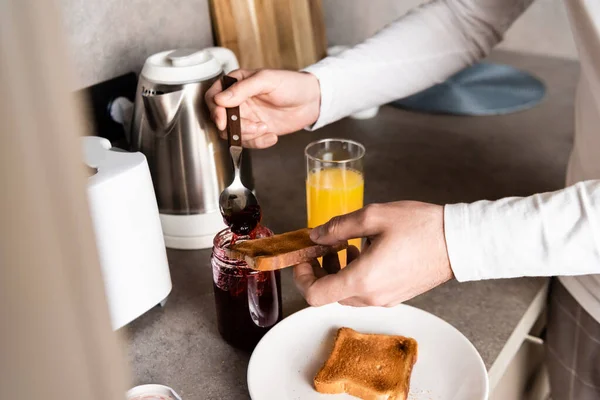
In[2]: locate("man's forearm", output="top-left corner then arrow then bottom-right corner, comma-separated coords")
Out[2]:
304,0 -> 533,129
445,180 -> 600,281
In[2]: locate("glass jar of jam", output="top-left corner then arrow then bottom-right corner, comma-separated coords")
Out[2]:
211,226 -> 283,351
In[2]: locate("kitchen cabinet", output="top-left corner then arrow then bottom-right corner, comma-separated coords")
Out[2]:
491,304 -> 550,400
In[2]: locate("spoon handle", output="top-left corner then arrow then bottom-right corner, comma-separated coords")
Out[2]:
221,75 -> 242,148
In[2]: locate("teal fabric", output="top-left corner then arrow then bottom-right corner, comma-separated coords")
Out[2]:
391,62 -> 546,116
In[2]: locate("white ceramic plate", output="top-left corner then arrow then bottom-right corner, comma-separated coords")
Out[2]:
247,303 -> 488,400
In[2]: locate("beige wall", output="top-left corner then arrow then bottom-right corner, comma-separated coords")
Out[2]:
59,0 -> 214,88
322,0 -> 578,60
60,0 -> 577,89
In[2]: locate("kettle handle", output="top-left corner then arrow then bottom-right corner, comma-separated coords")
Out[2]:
205,47 -> 239,74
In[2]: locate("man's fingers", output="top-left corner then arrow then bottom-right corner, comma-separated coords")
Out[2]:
293,262 -> 318,300
226,68 -> 257,81
220,132 -> 277,149
347,245 -> 360,264
293,262 -> 355,307
212,106 -> 227,131
293,260 -> 328,297
205,80 -> 226,130
239,119 -> 268,138
321,245 -> 359,276
218,118 -> 268,141
215,70 -> 275,108
294,244 -> 375,307
339,297 -> 370,307
206,69 -> 259,130
310,259 -> 327,279
310,205 -> 384,245
323,251 -> 341,274
243,133 -> 278,149
305,273 -> 352,306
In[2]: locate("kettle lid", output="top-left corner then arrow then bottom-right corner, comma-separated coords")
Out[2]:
141,49 -> 223,84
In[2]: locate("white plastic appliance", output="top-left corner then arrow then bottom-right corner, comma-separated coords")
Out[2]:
83,136 -> 172,330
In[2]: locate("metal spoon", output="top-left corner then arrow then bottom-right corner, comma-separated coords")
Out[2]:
218,75 -> 260,234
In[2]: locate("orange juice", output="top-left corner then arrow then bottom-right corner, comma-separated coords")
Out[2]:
306,168 -> 364,265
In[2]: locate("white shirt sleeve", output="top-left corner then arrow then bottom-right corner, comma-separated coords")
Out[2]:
303,0 -> 533,129
445,181 -> 600,281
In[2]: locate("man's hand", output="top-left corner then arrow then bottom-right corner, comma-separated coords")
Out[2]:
294,201 -> 454,307
205,69 -> 321,148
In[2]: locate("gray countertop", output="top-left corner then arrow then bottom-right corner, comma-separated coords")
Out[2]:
124,52 -> 578,399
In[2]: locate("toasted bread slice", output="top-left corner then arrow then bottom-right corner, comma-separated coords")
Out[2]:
226,228 -> 347,271
314,327 -> 418,400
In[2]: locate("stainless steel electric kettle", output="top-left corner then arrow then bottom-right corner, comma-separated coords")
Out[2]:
130,48 -> 254,249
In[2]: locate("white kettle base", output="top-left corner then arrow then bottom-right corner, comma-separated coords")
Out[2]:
160,211 -> 227,250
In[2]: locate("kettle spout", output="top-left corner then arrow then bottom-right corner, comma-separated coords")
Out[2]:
142,88 -> 185,131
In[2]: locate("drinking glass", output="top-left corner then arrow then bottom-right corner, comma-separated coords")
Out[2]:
305,138 -> 365,265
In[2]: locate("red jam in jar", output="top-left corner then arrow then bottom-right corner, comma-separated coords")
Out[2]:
211,226 -> 282,351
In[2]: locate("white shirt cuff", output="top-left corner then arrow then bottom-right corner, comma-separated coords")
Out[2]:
444,203 -> 483,282
302,60 -> 335,131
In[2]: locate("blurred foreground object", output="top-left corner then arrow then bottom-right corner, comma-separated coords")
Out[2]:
0,1 -> 128,399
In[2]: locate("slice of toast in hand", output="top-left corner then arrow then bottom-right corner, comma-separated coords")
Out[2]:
315,327 -> 418,400
226,228 -> 347,271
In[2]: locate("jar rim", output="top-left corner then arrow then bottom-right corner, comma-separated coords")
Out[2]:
213,228 -> 252,248
211,227 -> 273,271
